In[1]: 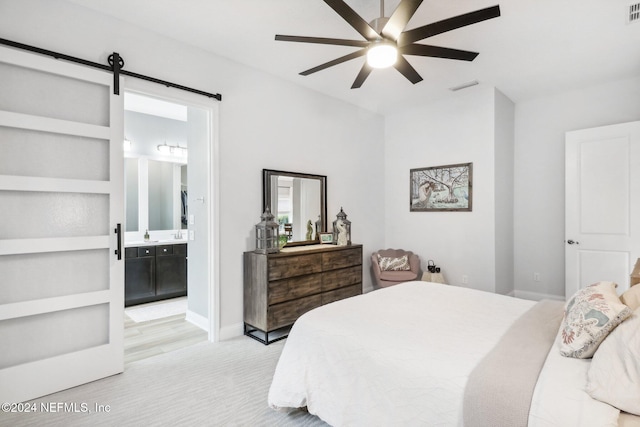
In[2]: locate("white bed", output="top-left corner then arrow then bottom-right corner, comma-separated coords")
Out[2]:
268,281 -> 636,426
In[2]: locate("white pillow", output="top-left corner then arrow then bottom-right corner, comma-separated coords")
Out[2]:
377,255 -> 411,271
621,285 -> 640,311
586,308 -> 640,415
559,281 -> 631,358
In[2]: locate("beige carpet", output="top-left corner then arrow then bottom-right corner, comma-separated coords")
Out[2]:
4,337 -> 328,427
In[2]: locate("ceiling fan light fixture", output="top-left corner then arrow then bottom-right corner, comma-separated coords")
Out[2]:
367,41 -> 398,69
275,2 -> 501,88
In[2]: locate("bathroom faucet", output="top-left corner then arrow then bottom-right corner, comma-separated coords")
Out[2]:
174,229 -> 183,239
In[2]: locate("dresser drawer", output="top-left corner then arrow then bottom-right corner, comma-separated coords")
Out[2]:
268,253 -> 322,280
268,294 -> 322,330
322,265 -> 362,292
322,247 -> 362,270
322,284 -> 362,305
268,274 -> 322,305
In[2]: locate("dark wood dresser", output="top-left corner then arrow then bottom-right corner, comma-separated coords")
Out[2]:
243,244 -> 363,344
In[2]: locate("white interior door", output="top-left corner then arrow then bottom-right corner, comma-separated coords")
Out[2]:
0,46 -> 124,402
565,121 -> 640,298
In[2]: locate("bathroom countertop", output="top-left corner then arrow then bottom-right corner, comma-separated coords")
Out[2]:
125,239 -> 187,248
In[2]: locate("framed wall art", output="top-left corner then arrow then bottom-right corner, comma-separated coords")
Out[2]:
410,162 -> 472,212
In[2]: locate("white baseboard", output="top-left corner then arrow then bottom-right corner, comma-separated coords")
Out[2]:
185,311 -> 244,341
219,322 -> 244,341
185,309 -> 209,332
513,290 -> 565,302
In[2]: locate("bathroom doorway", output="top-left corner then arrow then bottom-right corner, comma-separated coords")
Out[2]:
122,84 -> 219,359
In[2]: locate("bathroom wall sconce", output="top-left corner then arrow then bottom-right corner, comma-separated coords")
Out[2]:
123,138 -> 132,151
157,141 -> 187,157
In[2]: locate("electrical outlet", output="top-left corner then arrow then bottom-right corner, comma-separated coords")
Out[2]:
462,275 -> 468,284
533,272 -> 541,282
189,230 -> 195,240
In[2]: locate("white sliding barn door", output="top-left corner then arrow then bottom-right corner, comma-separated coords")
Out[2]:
0,46 -> 124,402
565,121 -> 640,298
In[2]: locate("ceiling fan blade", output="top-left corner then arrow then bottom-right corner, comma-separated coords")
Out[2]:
299,49 -> 367,76
393,56 -> 423,84
382,0 -> 424,41
324,0 -> 380,41
398,5 -> 500,46
351,63 -> 373,89
275,35 -> 369,48
401,44 -> 479,61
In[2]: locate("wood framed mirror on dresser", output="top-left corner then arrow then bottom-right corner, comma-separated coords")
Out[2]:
243,244 -> 363,344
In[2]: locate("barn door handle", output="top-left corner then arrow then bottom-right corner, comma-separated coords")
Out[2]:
114,223 -> 122,260
566,239 -> 579,245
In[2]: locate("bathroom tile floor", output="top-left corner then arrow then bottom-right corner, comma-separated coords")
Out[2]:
124,300 -> 207,366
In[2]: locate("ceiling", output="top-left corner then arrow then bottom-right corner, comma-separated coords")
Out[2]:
65,0 -> 640,115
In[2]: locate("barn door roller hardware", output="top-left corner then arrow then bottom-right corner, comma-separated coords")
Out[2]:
0,37 -> 222,101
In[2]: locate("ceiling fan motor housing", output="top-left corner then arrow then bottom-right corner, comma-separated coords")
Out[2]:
369,17 -> 390,35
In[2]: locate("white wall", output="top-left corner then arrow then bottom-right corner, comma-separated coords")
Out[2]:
186,106 -> 210,319
494,90 -> 515,296
384,85 -> 499,292
0,0 -> 386,338
124,111 -> 187,159
385,77 -> 640,300
513,75 -> 640,299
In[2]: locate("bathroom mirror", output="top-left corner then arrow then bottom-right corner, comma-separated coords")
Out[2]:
262,169 -> 327,246
124,157 -> 187,235
148,159 -> 187,231
125,158 -> 139,232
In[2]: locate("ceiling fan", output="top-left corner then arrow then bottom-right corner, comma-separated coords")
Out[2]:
275,0 -> 500,89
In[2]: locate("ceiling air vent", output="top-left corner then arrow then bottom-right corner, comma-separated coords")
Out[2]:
629,2 -> 640,23
449,80 -> 479,92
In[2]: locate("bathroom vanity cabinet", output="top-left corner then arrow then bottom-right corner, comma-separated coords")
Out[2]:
125,243 -> 187,306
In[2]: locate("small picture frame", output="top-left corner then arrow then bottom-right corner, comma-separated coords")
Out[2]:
319,232 -> 334,244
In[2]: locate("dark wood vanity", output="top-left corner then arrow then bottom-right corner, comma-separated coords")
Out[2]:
125,243 -> 187,306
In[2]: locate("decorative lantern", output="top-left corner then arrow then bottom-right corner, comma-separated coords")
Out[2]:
332,207 -> 351,246
255,208 -> 280,254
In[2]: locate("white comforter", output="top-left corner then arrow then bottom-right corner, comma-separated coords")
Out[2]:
269,281 -> 535,426
268,281 -> 624,427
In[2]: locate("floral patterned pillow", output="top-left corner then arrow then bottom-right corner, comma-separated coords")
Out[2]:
559,281 -> 632,359
377,255 -> 411,271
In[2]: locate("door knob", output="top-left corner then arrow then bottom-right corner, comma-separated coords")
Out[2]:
566,239 -> 579,245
